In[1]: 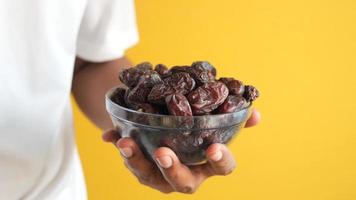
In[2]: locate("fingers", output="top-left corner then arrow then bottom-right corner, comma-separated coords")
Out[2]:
102,129 -> 120,143
245,109 -> 261,128
116,138 -> 173,193
153,147 -> 206,194
103,108 -> 258,195
205,143 -> 236,176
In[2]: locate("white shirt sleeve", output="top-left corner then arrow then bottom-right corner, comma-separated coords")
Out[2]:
76,0 -> 139,62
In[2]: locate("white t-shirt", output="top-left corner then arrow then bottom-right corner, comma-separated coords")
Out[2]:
0,0 -> 138,199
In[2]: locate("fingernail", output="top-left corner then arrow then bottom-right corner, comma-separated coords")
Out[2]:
156,156 -> 173,169
119,147 -> 133,158
209,150 -> 223,162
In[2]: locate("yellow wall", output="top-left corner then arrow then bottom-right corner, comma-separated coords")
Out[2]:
73,0 -> 356,199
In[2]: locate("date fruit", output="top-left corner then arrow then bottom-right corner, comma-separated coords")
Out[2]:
219,77 -> 244,95
165,93 -> 192,116
187,82 -> 229,115
216,95 -> 248,114
119,62 -> 153,88
111,87 -> 127,107
169,65 -> 190,74
164,72 -> 196,95
243,85 -> 259,102
125,71 -> 162,105
147,83 -> 175,105
154,64 -> 171,77
189,61 -> 216,85
135,62 -> 153,71
148,72 -> 196,105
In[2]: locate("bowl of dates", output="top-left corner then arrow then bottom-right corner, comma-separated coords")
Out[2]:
106,61 -> 259,165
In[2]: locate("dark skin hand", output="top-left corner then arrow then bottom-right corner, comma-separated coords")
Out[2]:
72,56 -> 261,194
102,109 -> 261,194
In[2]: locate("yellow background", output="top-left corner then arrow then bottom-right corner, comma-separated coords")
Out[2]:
73,0 -> 356,199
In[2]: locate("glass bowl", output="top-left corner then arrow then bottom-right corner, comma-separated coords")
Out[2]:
105,87 -> 252,165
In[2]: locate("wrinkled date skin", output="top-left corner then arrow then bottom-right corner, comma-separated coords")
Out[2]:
147,83 -> 175,105
111,87 -> 127,107
148,72 -> 195,105
218,77 -> 234,84
169,65 -> 190,74
119,62 -> 153,88
119,67 -> 145,88
188,61 -> 216,85
164,72 -> 196,95
219,77 -> 245,95
216,95 -> 248,114
243,85 -> 259,102
135,62 -> 153,71
165,93 -> 192,116
140,71 -> 162,86
125,84 -> 151,105
154,64 -> 171,78
125,71 -> 162,105
191,61 -> 217,76
187,82 -> 229,115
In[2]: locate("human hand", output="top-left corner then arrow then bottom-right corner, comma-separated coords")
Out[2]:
102,109 -> 261,194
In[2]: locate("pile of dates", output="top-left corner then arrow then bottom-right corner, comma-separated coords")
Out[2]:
111,61 -> 259,164
113,61 -> 259,115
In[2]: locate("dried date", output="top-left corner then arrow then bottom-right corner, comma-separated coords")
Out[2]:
188,61 -> 216,85
139,70 -> 162,86
216,95 -> 248,114
187,82 -> 229,115
125,84 -> 150,105
119,62 -> 154,88
125,71 -> 162,105
218,77 -> 234,84
191,61 -> 217,76
169,65 -> 190,74
148,72 -> 196,105
119,68 -> 144,88
243,85 -> 259,102
154,64 -> 170,77
111,87 -> 127,107
164,72 -> 196,94
147,83 -> 175,105
165,93 -> 192,116
135,62 -> 153,71
219,77 -> 244,95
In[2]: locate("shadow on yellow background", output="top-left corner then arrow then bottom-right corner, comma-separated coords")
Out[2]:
73,0 -> 356,199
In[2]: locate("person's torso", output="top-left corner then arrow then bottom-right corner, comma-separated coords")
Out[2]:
0,0 -> 88,199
